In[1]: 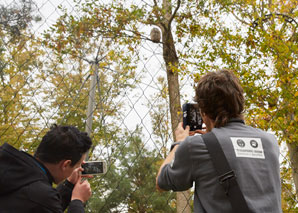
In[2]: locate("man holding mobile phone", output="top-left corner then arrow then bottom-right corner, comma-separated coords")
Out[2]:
156,70 -> 282,212
0,125 -> 93,212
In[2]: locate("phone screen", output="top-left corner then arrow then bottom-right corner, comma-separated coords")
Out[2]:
182,103 -> 203,131
82,161 -> 106,175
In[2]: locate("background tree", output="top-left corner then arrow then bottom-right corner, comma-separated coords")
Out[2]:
41,2 -> 140,153
84,128 -> 176,213
0,0 -> 41,38
0,0 -> 43,151
148,76 -> 172,159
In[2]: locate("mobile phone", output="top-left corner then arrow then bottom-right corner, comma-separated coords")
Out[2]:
82,161 -> 107,175
182,103 -> 203,131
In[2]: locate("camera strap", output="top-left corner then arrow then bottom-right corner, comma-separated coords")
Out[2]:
201,132 -> 251,213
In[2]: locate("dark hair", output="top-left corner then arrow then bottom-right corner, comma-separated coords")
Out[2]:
195,69 -> 244,128
35,125 -> 92,166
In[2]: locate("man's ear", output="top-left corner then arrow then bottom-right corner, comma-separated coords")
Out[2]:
60,160 -> 72,171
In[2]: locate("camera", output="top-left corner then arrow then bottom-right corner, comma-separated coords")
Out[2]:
82,161 -> 107,175
182,103 -> 203,131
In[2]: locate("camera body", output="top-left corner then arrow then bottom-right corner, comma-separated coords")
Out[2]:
182,103 -> 203,131
82,161 -> 107,175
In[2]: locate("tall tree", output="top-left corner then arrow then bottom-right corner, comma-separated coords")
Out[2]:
40,4 -> 176,211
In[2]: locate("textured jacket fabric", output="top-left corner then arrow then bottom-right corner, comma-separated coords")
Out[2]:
0,143 -> 84,213
158,119 -> 282,213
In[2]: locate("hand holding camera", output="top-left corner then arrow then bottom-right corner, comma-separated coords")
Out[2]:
175,122 -> 190,142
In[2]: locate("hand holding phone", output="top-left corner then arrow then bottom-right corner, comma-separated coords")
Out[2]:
71,176 -> 92,203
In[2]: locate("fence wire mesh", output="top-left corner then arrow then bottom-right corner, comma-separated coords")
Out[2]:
1,0 -> 298,212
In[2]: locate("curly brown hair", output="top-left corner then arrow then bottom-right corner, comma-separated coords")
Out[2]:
195,69 -> 244,128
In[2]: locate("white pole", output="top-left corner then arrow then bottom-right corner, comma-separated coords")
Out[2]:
85,63 -> 98,160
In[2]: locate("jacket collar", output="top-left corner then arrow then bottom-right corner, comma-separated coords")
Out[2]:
228,118 -> 245,124
24,153 -> 55,184
3,143 -> 54,184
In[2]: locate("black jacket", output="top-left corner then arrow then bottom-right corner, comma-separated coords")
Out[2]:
0,143 -> 84,213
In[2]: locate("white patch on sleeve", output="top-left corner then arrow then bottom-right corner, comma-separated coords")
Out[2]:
230,137 -> 265,159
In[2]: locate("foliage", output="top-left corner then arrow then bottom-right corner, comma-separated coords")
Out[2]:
41,0 -> 141,153
0,0 -> 43,151
176,0 -> 298,145
148,76 -> 172,159
86,128 -> 175,212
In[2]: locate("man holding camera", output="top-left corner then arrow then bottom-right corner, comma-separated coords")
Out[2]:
0,125 -> 92,212
156,70 -> 281,212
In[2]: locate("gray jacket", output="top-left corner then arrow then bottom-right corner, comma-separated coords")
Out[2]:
158,119 -> 281,213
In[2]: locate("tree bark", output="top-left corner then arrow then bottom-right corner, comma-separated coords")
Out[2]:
158,0 -> 191,211
287,142 -> 298,196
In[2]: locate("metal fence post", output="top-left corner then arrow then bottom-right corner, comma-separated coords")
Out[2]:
85,63 -> 98,160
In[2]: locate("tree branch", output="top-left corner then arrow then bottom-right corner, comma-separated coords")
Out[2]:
169,0 -> 181,26
122,29 -> 164,44
95,36 -> 104,63
230,10 -> 250,26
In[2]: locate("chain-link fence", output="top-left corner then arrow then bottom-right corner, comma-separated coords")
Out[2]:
1,0 -> 297,212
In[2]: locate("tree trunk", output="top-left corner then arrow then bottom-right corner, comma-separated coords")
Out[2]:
161,24 -> 191,213
287,142 -> 298,196
159,0 -> 191,211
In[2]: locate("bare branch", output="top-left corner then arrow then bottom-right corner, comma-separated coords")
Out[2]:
169,0 -> 181,26
95,36 -> 104,63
